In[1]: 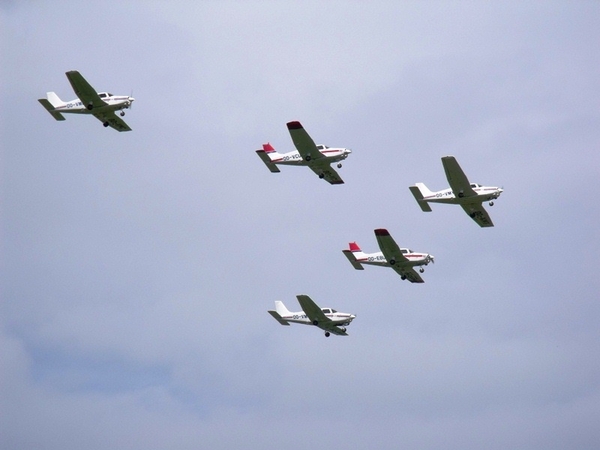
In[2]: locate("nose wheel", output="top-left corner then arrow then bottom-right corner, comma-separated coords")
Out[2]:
324,332 -> 330,337
419,267 -> 425,273
489,201 -> 494,206
337,163 -> 342,168
120,111 -> 125,117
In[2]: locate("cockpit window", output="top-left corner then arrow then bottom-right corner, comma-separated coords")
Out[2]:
108,93 -> 113,97
331,309 -> 337,313
470,183 -> 480,188
401,249 -> 408,254
322,308 -> 331,314
317,144 -> 329,150
98,93 -> 107,98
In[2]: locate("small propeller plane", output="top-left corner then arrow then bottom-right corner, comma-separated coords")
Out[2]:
38,71 -> 134,132
256,121 -> 352,184
342,229 -> 434,283
409,156 -> 503,227
268,295 -> 356,337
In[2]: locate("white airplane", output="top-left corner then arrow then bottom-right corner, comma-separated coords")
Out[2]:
409,156 -> 503,227
268,295 -> 356,337
256,121 -> 352,184
38,71 -> 135,132
342,228 -> 434,283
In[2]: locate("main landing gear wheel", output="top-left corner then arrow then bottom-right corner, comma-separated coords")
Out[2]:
305,155 -> 311,162
120,111 -> 125,117
103,122 -> 109,127
401,275 -> 407,280
389,259 -> 396,266
313,320 -> 319,326
319,173 -> 325,179
324,332 -> 330,337
87,104 -> 93,111
337,163 -> 342,168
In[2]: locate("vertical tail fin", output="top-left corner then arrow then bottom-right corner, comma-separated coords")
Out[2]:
256,142 -> 281,173
342,242 -> 365,270
275,301 -> 292,316
46,92 -> 65,107
409,183 -> 433,212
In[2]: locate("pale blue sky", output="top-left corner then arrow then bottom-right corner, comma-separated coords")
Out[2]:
2,2 -> 600,449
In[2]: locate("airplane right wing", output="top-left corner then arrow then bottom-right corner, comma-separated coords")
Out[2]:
442,156 -> 477,198
65,70 -> 107,109
308,163 -> 344,185
461,203 -> 494,227
287,121 -> 324,161
92,111 -> 132,132
296,295 -> 348,335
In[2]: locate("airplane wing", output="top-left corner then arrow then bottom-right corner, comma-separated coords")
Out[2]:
92,111 -> 132,132
296,295 -> 348,336
461,203 -> 494,227
65,70 -> 107,109
308,163 -> 344,185
374,228 -> 424,283
287,121 -> 324,161
442,156 -> 477,198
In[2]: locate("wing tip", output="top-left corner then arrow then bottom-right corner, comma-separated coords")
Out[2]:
374,228 -> 390,236
286,121 -> 303,130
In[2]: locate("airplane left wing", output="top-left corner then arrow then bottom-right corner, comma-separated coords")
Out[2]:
287,121 -> 324,161
374,229 -> 424,283
308,163 -> 344,185
442,156 -> 477,198
296,295 -> 348,336
461,203 -> 494,227
93,111 -> 132,132
65,71 -> 107,109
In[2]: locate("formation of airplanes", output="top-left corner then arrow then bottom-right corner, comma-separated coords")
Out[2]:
38,71 -> 504,338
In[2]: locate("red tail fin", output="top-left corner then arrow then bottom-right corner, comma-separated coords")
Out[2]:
349,242 -> 361,252
263,142 -> 276,153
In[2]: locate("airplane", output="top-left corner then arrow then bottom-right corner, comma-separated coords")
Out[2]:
268,294 -> 356,337
409,156 -> 503,227
342,228 -> 434,283
256,121 -> 352,184
38,70 -> 134,132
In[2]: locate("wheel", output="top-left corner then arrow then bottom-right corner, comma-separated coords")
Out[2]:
324,332 -> 330,337
312,320 -> 319,326
87,104 -> 93,111
319,173 -> 325,179
389,259 -> 396,266
305,155 -> 311,162
401,275 -> 406,280
103,122 -> 109,127
489,201 -> 494,206
120,111 -> 125,117
337,163 -> 342,168
419,267 -> 425,273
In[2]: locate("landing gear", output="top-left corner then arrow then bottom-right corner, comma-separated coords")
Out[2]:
103,122 -> 109,127
401,275 -> 407,280
120,111 -> 125,117
389,259 -> 396,266
419,267 -> 425,273
337,163 -> 342,168
305,155 -> 311,162
87,104 -> 93,111
319,173 -> 325,179
489,201 -> 494,206
313,320 -> 319,326
324,332 -> 330,337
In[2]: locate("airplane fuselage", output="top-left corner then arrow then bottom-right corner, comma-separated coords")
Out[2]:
357,250 -> 434,268
54,94 -> 134,115
270,147 -> 351,166
424,185 -> 503,205
280,309 -> 355,327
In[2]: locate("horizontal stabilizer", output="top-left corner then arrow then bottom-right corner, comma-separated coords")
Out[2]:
409,185 -> 433,212
256,150 -> 281,173
268,310 -> 290,325
342,250 -> 364,270
38,99 -> 65,121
